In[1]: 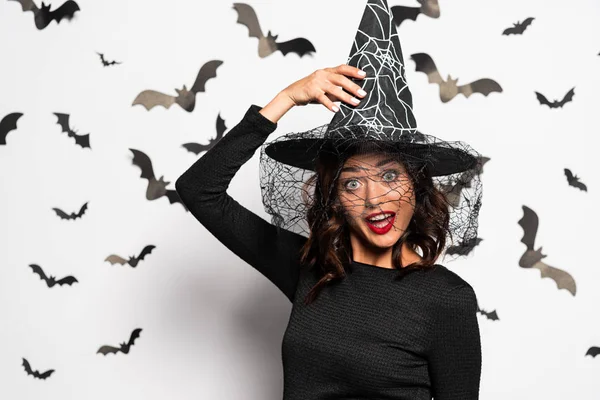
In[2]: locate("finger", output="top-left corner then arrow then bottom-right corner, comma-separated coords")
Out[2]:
324,82 -> 361,107
335,64 -> 366,80
329,72 -> 368,99
316,92 -> 339,113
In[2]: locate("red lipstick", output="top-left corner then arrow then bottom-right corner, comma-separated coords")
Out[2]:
364,211 -> 395,235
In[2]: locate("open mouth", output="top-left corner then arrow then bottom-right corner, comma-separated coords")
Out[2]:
364,211 -> 396,234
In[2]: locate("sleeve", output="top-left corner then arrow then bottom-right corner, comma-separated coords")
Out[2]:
175,104 -> 307,303
428,284 -> 482,400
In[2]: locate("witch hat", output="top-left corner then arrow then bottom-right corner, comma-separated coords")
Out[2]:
262,0 -> 478,176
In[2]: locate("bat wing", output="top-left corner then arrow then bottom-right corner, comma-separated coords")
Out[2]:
391,5 -> 422,26
458,78 -> 503,98
276,38 -> 316,57
28,264 -> 49,282
97,345 -> 121,355
137,245 -> 156,261
558,87 -> 575,107
56,275 -> 78,286
190,60 -> 223,94
129,148 -> 155,181
128,328 -> 142,346
232,3 -> 264,39
165,190 -> 188,211
132,90 -> 176,110
521,17 -> 535,29
410,53 -> 444,85
104,255 -> 129,265
214,112 -> 227,141
0,112 -> 23,145
517,205 -> 538,250
535,91 -> 552,107
502,26 -> 520,35
9,0 -> 38,12
533,261 -> 577,296
52,207 -> 71,219
50,0 -> 80,24
586,346 -> 600,357
76,202 -> 88,217
181,142 -> 210,155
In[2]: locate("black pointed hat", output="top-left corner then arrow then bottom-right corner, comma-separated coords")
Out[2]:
263,0 -> 478,176
258,0 -> 483,247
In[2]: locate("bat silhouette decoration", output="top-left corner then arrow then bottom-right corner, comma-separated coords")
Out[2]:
232,3 -> 316,58
22,358 -> 54,379
517,205 -> 576,296
97,328 -> 142,355
28,264 -> 78,287
96,51 -> 121,67
52,201 -> 88,220
410,53 -> 502,102
476,305 -> 499,321
132,60 -> 222,112
564,168 -> 587,191
9,0 -> 80,30
53,112 -> 90,148
182,113 -> 228,155
0,112 -> 23,145
446,237 -> 484,256
129,149 -> 188,211
439,156 -> 489,208
502,17 -> 534,35
105,245 -> 156,268
391,0 -> 440,27
535,87 -> 575,108
586,346 -> 600,358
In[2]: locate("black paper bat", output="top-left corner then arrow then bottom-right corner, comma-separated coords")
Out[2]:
52,202 -> 88,220
410,53 -> 502,102
53,112 -> 90,148
182,113 -> 228,155
476,305 -> 499,321
9,0 -> 80,30
564,168 -> 587,191
105,245 -> 156,268
586,346 -> 600,357
97,328 -> 142,355
28,264 -> 78,287
446,237 -> 484,256
535,87 -> 575,108
517,205 -> 576,296
129,149 -> 188,211
132,60 -> 222,112
0,112 -> 23,145
22,358 -> 54,379
502,17 -> 534,35
96,51 -> 121,67
232,3 -> 316,58
391,0 -> 440,27
131,60 -> 223,112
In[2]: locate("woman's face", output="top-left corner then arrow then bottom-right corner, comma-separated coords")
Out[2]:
336,152 -> 416,249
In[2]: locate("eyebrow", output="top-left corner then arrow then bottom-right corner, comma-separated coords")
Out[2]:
340,157 -> 399,173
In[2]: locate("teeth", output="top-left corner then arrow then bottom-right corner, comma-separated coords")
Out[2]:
367,213 -> 392,222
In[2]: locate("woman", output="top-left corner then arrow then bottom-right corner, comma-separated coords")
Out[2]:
175,63 -> 482,399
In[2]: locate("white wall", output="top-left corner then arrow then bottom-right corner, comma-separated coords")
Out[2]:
1,0 -> 599,399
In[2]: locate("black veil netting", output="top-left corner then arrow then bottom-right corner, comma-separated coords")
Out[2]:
258,122 -> 484,256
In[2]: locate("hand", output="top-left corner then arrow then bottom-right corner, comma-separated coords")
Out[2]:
281,64 -> 367,112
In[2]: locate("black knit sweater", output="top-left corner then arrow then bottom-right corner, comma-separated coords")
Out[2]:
175,104 -> 482,400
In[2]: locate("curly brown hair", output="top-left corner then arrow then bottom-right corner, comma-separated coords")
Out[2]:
297,141 -> 452,304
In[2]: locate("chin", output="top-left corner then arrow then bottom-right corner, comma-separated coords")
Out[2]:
363,230 -> 402,249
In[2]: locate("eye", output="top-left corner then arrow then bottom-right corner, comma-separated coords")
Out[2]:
343,179 -> 360,191
382,169 -> 399,182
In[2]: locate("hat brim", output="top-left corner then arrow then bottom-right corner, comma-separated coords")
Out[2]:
264,138 -> 478,177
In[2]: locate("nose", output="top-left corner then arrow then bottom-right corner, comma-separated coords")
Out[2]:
363,176 -> 388,208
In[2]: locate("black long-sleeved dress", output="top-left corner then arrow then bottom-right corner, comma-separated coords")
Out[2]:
175,104 -> 482,400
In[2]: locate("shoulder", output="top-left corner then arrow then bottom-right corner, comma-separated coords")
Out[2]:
425,263 -> 474,292
423,264 -> 478,311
